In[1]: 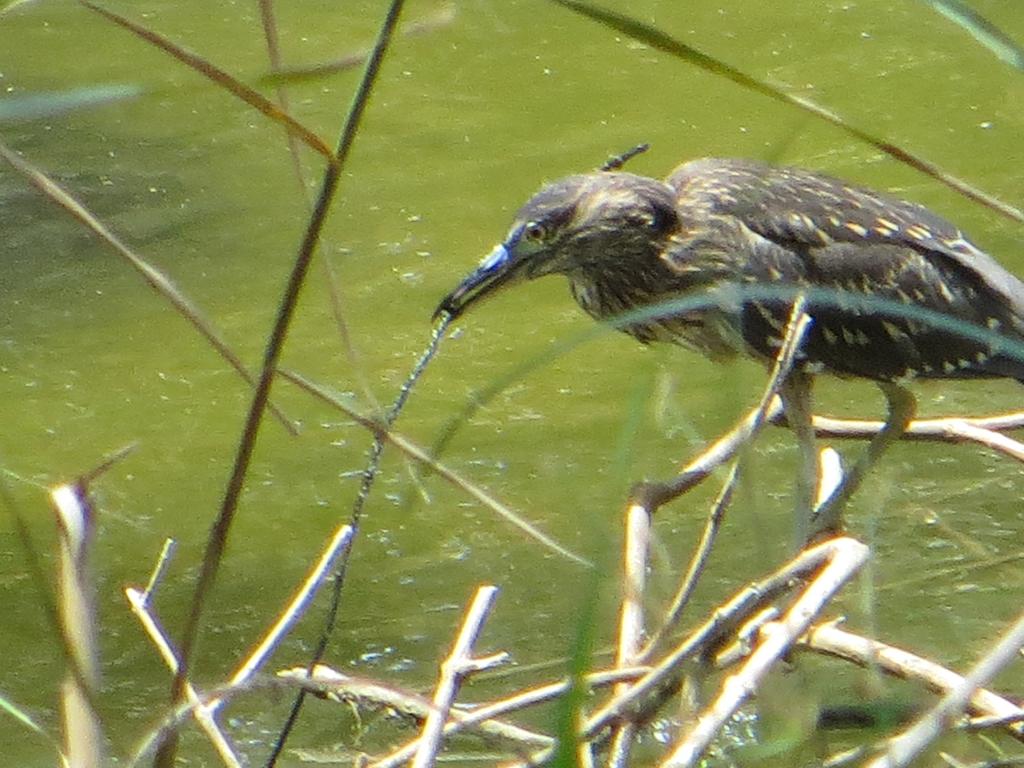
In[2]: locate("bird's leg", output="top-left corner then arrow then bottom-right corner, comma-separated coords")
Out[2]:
810,382 -> 916,537
779,371 -> 819,545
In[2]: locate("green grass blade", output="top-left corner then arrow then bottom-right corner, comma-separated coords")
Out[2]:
0,86 -> 140,124
0,689 -> 68,765
924,0 -> 1024,70
550,0 -> 1024,224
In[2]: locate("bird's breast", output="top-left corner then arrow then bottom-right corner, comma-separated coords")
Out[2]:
567,273 -> 742,357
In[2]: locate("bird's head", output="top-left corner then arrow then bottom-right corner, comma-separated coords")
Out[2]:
434,172 -> 679,321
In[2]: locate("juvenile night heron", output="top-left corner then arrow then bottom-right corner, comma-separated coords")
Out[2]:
434,158 -> 1024,533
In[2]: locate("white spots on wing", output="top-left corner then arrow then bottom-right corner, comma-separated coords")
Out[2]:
882,321 -> 905,340
845,222 -> 868,237
905,224 -> 931,241
841,187 -> 865,208
752,301 -> 784,331
936,281 -> 956,304
874,217 -> 899,236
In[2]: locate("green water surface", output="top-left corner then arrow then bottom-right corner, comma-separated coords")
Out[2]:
3,0 -> 1024,764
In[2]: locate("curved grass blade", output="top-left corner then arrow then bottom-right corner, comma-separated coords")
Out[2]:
162,3 -> 409,765
0,690 -> 68,766
257,4 -> 456,88
924,0 -> 1024,71
0,0 -> 38,14
280,368 -> 591,566
79,0 -> 334,161
0,86 -> 140,124
551,0 -> 1024,224
0,141 -> 298,434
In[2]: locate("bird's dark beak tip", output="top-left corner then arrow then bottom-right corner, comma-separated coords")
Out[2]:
432,296 -> 461,324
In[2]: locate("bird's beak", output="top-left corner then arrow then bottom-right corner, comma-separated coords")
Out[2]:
434,242 -> 523,321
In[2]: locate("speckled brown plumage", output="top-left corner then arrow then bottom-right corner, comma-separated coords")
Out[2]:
436,158 -> 1024,386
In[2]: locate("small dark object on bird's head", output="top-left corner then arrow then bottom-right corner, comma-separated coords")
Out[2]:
434,157 -> 1024,387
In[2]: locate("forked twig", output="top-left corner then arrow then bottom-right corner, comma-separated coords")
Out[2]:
412,585 -> 507,768
661,538 -> 869,767
123,587 -> 241,767
277,665 -> 552,748
369,668 -> 649,768
801,622 -> 1024,743
866,608 -> 1024,768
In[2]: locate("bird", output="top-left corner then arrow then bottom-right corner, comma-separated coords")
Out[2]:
433,157 -> 1024,535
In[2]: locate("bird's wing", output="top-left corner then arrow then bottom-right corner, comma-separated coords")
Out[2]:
666,158 -> 1024,316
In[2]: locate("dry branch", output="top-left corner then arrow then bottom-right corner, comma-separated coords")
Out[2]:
412,585 -> 506,768
660,537 -> 869,766
52,483 -> 103,768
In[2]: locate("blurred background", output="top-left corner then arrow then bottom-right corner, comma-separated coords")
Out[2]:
3,0 -> 1024,763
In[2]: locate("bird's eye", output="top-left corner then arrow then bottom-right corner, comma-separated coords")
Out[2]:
523,222 -> 547,243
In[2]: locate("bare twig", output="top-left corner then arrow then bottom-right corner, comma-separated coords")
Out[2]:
607,502 -> 651,767
208,525 -> 355,714
278,665 -> 551,748
52,483 -> 103,768
815,447 -> 844,509
866,608 -> 1024,768
789,408 -> 1024,456
802,622 -> 1024,743
412,585 -> 506,768
660,537 -> 869,767
124,586 -> 241,767
140,539 -> 176,603
369,667 -> 649,768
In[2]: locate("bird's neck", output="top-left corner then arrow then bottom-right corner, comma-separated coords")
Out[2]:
564,238 -> 680,341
